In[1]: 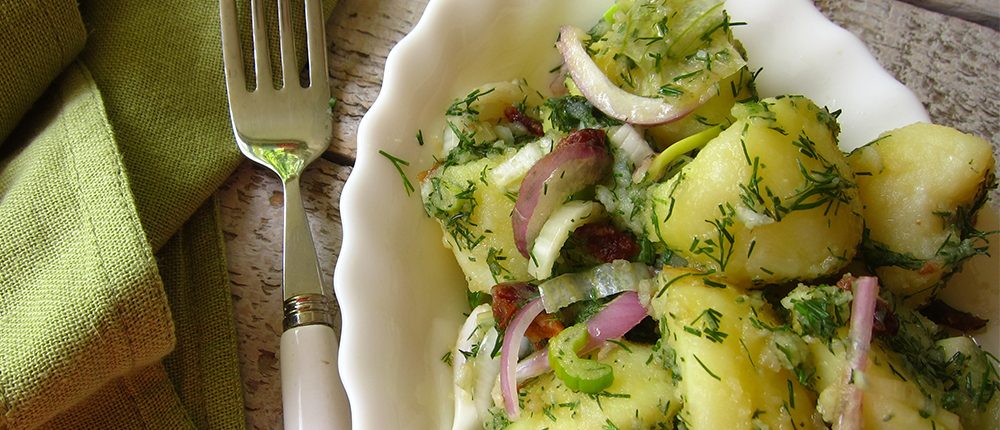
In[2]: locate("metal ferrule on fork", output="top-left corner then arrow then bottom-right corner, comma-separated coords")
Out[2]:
283,293 -> 336,331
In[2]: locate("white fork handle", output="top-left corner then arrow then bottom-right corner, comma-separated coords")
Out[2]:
281,324 -> 351,430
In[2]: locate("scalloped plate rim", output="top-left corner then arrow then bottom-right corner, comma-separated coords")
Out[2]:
333,1 -> 995,429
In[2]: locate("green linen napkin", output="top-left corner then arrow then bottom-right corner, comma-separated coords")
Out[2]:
0,1 -> 87,146
0,0 -> 335,428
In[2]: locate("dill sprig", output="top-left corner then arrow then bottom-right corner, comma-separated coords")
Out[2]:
737,131 -> 855,224
688,307 -> 728,343
445,87 -> 495,117
690,203 -> 737,270
378,150 -> 415,196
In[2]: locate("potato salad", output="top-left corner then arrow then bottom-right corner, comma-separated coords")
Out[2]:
416,0 -> 999,429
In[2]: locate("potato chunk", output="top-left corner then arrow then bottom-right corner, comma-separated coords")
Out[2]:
646,267 -> 825,429
494,342 -> 680,430
847,122 -> 996,305
937,336 -> 1000,430
421,80 -> 549,292
809,342 -> 962,430
439,80 -> 545,166
421,154 -> 531,293
782,282 -> 966,430
644,96 -> 863,286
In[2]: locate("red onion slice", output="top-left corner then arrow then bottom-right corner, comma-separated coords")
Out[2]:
556,25 -> 701,125
837,276 -> 880,430
586,291 -> 647,344
512,291 -> 648,386
512,129 -> 611,257
515,349 -> 551,385
499,298 -> 544,419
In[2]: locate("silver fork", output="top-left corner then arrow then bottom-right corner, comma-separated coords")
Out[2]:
219,1 -> 350,428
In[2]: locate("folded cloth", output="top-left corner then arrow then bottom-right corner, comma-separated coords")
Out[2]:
0,0 -> 87,145
0,0 -> 336,428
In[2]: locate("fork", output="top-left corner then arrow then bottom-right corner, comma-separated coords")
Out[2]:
219,0 -> 350,428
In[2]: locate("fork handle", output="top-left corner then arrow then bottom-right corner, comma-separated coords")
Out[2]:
281,323 -> 351,430
280,175 -> 350,429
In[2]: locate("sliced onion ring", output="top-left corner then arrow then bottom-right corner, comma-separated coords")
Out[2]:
609,124 -> 654,167
499,298 -> 544,419
528,200 -> 606,280
513,291 -> 648,385
539,260 -> 652,313
512,129 -> 611,257
585,291 -> 648,343
452,304 -> 500,429
838,276 -> 880,430
556,25 -> 701,125
515,348 -> 551,385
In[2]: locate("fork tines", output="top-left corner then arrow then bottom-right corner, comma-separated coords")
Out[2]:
220,0 -> 327,94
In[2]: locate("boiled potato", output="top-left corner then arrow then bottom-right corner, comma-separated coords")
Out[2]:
491,342 -> 680,430
809,342 -> 961,430
646,267 -> 824,429
848,122 -> 996,305
782,283 -> 963,430
441,79 -> 542,127
937,336 -> 1000,430
421,81 -> 550,292
585,0 -> 747,114
440,80 -> 545,165
644,96 -> 863,286
421,152 -> 531,293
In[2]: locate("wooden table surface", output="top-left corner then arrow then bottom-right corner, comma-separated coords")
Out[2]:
218,0 -> 1000,428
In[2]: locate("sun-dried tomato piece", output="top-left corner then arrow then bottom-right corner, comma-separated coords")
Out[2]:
558,127 -> 606,149
873,299 -> 900,337
525,312 -> 565,348
921,299 -> 989,333
491,282 -> 537,330
491,282 -> 564,348
834,273 -> 856,290
504,105 -> 544,136
571,221 -> 640,263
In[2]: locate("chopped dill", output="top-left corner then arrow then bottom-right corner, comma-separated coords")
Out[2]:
446,87 -> 496,117
378,150 -> 415,196
693,353 -> 722,381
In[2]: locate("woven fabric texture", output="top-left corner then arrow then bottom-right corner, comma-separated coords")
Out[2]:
0,0 -> 87,145
0,0 -> 336,428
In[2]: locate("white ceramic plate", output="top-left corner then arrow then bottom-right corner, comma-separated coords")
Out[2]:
335,1 -> 997,428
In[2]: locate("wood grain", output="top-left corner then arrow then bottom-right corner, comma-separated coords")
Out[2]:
900,0 -> 1000,28
325,0 -> 426,162
220,0 -> 1000,428
816,0 -> 1000,147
